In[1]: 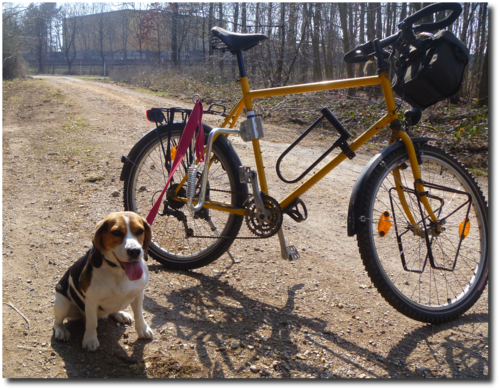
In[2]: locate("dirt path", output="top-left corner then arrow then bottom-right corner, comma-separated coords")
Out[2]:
2,76 -> 488,379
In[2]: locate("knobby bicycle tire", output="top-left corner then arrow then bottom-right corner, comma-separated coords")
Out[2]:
123,123 -> 247,270
356,144 -> 488,323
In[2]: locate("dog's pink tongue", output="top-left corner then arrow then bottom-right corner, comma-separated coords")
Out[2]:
123,261 -> 143,281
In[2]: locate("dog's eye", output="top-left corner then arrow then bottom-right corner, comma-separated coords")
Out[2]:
135,229 -> 144,236
111,230 -> 124,237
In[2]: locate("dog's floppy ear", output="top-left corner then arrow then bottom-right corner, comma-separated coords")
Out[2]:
91,219 -> 109,268
141,217 -> 152,251
89,246 -> 103,268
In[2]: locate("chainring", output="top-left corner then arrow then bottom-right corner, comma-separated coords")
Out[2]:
245,194 -> 283,238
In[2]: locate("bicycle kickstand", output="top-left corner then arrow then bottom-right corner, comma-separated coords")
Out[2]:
277,228 -> 300,260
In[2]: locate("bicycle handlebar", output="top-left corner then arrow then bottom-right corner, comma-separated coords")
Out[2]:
399,2 -> 462,33
344,2 -> 462,64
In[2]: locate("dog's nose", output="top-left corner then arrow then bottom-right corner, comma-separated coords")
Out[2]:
127,248 -> 141,259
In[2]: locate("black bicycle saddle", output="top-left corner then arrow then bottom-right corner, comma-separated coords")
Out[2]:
211,26 -> 268,53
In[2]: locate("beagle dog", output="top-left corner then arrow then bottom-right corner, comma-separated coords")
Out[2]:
53,211 -> 153,351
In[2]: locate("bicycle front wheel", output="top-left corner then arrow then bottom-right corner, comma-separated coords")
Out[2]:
357,144 -> 488,323
123,123 -> 247,270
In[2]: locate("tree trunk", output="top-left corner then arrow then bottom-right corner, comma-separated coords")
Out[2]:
299,4 -> 311,83
241,3 -> 247,33
311,3 -> 322,82
208,3 -> 214,58
232,3 -> 239,77
273,3 -> 286,86
339,3 -> 355,96
218,2 -> 224,73
282,3 -> 311,86
476,40 -> 488,107
375,3 -> 382,39
476,4 -> 488,80
399,3 -> 407,23
171,4 -> 178,66
460,3 -> 470,43
366,3 -> 376,41
385,3 -> 392,37
357,3 -> 366,78
251,2 -> 260,75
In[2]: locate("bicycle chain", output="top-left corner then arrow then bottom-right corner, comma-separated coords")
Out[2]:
129,154 -> 269,240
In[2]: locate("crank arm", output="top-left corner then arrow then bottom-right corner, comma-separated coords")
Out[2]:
240,167 -> 271,222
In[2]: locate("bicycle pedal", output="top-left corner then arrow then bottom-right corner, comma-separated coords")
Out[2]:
286,245 -> 300,261
239,166 -> 253,183
283,198 -> 308,222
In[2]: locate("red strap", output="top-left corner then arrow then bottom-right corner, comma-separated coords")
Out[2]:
146,101 -> 204,225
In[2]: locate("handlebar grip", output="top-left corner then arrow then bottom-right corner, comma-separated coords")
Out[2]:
399,2 -> 462,33
379,32 -> 400,48
343,41 -> 374,63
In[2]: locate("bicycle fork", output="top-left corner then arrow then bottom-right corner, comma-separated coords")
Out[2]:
390,131 -> 444,267
394,131 -> 438,227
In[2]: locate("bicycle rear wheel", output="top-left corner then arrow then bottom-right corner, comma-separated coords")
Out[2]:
123,123 -> 247,270
357,144 -> 488,323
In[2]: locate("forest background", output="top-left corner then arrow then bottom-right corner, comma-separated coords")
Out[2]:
2,2 -> 490,172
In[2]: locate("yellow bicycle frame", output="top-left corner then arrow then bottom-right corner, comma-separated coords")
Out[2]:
181,70 -> 438,227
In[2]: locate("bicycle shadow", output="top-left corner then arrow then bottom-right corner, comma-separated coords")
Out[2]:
384,313 -> 489,378
145,267 -> 326,378
145,265 -> 489,378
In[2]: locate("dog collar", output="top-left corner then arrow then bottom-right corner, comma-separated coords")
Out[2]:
103,257 -> 118,268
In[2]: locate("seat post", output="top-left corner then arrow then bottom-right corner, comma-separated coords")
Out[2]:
235,49 -> 252,110
235,50 -> 247,78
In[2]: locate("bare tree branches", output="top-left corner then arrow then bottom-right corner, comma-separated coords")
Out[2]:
7,1 -> 487,102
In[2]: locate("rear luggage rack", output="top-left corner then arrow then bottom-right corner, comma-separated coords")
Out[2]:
146,104 -> 227,126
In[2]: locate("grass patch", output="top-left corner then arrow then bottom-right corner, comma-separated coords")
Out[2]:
83,174 -> 105,183
64,145 -> 92,157
62,116 -> 89,133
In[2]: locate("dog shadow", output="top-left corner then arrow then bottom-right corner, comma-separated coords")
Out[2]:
50,316 -> 152,378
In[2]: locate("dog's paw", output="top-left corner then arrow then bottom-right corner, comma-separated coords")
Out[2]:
82,336 -> 100,351
54,326 -> 71,341
111,311 -> 133,324
137,325 -> 153,340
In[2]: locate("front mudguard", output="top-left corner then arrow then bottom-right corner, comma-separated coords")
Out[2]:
347,137 -> 435,237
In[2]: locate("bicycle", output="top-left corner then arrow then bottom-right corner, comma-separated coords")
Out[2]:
120,3 -> 488,324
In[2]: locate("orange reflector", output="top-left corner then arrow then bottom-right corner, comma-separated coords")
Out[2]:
459,217 -> 470,239
378,211 -> 391,237
170,145 -> 177,161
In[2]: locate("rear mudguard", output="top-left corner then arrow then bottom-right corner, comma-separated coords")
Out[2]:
347,137 -> 435,237
120,122 -> 213,182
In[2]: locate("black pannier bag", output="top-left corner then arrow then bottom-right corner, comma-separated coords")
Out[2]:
392,30 -> 470,109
